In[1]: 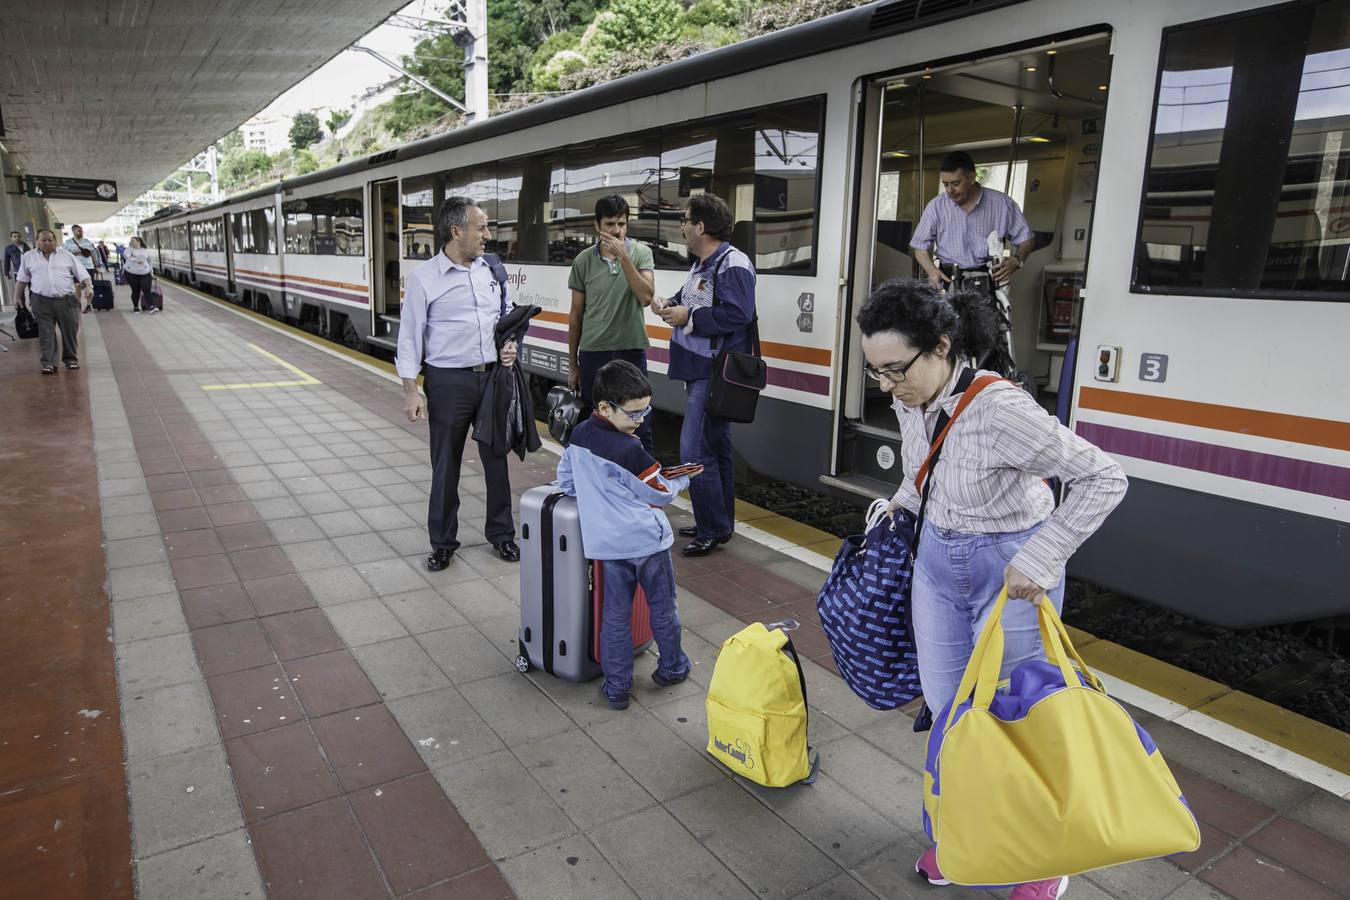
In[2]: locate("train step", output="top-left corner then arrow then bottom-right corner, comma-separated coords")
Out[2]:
379,314 -> 401,326
365,334 -> 399,352
817,472 -> 901,503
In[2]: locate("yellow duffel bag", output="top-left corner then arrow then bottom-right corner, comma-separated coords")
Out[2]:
706,622 -> 816,788
922,589 -> 1200,886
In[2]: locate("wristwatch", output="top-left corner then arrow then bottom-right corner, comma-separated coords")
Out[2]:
1011,254 -> 1026,268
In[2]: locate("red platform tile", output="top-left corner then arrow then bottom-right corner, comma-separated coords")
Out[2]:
199,484 -> 247,506
244,574 -> 316,616
283,650 -> 381,717
348,772 -> 490,894
144,472 -> 192,493
157,506 -> 214,533
407,867 -> 515,899
311,705 -> 426,793
261,608 -> 344,661
227,722 -> 341,823
250,799 -> 387,900
215,522 -> 276,553
187,468 -> 236,488
682,573 -> 778,618
1173,766 -> 1275,838
163,528 -> 225,560
207,501 -> 262,527
1169,822 -> 1235,874
151,487 -> 202,512
180,582 -> 256,629
207,663 -> 305,740
1200,845 -> 1341,900
1244,816 -> 1350,892
191,619 -> 275,677
170,552 -> 238,590
230,546 -> 293,581
721,566 -> 814,604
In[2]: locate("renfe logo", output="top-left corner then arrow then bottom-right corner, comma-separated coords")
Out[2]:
507,268 -> 527,287
712,735 -> 756,770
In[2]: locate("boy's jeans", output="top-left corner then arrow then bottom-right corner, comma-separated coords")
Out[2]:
601,550 -> 690,697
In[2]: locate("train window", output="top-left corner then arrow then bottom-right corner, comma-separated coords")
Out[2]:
1135,0 -> 1350,299
498,155 -> 566,264
563,136 -> 662,259
262,208 -> 277,254
283,190 -> 363,255
658,97 -> 823,273
444,165 -> 499,252
401,173 -> 439,260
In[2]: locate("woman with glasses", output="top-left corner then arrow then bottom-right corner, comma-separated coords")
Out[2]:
858,278 -> 1127,900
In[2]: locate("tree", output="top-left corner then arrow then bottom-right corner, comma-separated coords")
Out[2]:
289,112 -> 323,149
219,149 -> 273,189
217,129 -> 244,154
385,31 -> 468,137
293,149 -> 320,176
326,109 -> 352,134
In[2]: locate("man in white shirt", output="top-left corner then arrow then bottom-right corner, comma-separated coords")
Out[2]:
15,229 -> 92,373
64,224 -> 102,313
397,196 -> 520,571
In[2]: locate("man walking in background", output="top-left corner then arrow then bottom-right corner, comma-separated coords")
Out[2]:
64,225 -> 101,313
15,229 -> 91,373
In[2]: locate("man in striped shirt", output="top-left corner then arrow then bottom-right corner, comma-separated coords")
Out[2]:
909,151 -> 1036,290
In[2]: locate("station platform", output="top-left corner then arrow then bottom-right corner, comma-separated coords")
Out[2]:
1,281 -> 1348,900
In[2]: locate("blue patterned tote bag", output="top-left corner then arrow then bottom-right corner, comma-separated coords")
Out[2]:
816,499 -> 922,710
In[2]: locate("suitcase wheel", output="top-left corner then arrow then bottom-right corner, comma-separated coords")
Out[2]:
515,639 -> 531,674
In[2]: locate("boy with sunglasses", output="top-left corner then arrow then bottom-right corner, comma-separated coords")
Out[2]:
557,360 -> 701,708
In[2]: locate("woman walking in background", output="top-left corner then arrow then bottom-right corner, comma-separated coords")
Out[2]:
123,236 -> 155,314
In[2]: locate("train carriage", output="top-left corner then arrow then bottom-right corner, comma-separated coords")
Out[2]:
142,0 -> 1350,628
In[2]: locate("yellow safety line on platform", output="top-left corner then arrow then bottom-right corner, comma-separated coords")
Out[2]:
170,280 -> 1350,778
200,342 -> 321,391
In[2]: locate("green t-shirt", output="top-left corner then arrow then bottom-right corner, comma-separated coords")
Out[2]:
567,241 -> 653,352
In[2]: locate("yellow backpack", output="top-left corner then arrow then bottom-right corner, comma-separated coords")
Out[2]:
706,622 -> 816,787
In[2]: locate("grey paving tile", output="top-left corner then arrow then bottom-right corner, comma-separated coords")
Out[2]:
590,805 -> 755,900
306,457 -> 347,476
106,535 -> 169,569
326,599 -> 409,646
123,681 -> 218,762
101,475 -> 151,499
117,633 -> 202,692
499,833 -> 635,900
127,744 -> 243,858
352,636 -> 449,699
1160,882 -> 1233,900
516,729 -> 655,831
135,829 -> 265,900
387,686 -> 505,770
359,468 -> 406,487
269,516 -> 325,545
113,593 -> 188,644
342,487 -> 392,509
384,525 -> 430,557
104,512 -> 163,541
378,482 -> 429,506
852,837 -> 989,900
239,480 -> 290,501
667,780 -> 842,898
383,588 -> 468,634
282,538 -> 348,572
356,557 -> 430,595
332,533 -> 398,565
855,710 -> 934,774
461,672 -> 575,746
794,873 -> 877,899
110,561 -> 176,601
313,510 -> 370,539
251,495 -> 305,521
99,460 -> 147,479
525,670 -> 631,729
230,465 -> 273,483
1288,788 -> 1350,845
1143,719 -> 1316,812
795,660 -> 895,733
585,707 -> 725,803
299,565 -> 376,606
436,576 -> 517,625
286,474 -> 330,495
816,735 -> 923,828
746,770 -> 899,869
298,492 -> 348,515
1082,857 -> 1190,900
433,749 -> 576,860
320,472 -> 369,492
101,493 -> 156,517
356,504 -> 418,531
418,625 -> 515,684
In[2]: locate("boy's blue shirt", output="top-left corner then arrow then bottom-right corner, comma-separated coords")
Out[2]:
556,416 -> 689,560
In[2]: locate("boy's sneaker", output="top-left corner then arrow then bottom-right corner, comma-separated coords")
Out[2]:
914,847 -> 950,886
599,684 -> 629,710
652,669 -> 689,688
1009,877 -> 1068,899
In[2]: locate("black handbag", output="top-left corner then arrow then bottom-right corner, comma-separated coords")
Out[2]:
705,257 -> 766,423
15,306 -> 38,339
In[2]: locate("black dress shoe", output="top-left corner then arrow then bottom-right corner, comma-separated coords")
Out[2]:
426,548 -> 453,571
682,537 -> 722,557
493,540 -> 520,563
677,525 -> 698,538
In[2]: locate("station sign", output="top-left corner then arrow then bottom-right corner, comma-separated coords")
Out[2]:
25,175 -> 119,202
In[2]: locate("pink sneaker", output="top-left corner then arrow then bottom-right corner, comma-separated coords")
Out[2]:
1009,876 -> 1069,899
914,846 -> 951,886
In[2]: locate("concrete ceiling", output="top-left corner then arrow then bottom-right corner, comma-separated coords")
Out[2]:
1,1 -> 409,224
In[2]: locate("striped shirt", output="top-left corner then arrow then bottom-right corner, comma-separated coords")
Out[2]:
909,188 -> 1034,269
890,365 -> 1128,590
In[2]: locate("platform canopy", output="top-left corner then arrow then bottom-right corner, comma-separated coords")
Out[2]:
1,2 -> 409,224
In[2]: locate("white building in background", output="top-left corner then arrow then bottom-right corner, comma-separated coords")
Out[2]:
240,117 -> 292,155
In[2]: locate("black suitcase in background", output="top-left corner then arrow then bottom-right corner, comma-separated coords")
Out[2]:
91,279 -> 114,310
15,306 -> 39,339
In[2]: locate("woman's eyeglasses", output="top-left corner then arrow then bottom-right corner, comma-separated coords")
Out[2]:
864,349 -> 924,383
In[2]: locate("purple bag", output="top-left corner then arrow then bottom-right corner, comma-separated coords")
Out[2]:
147,279 -> 164,310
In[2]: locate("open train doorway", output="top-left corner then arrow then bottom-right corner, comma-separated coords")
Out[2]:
368,178 -> 401,342
829,33 -> 1112,497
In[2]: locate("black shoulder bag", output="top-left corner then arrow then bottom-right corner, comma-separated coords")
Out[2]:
705,254 -> 766,423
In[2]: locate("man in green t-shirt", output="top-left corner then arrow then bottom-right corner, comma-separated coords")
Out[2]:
567,194 -> 656,450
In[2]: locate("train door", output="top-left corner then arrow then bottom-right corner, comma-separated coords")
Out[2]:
367,178 -> 401,342
830,33 -> 1112,496
223,214 -> 236,294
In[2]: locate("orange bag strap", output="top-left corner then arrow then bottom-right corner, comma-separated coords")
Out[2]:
914,373 -> 1004,495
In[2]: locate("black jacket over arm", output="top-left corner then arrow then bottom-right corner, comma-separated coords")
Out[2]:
474,304 -> 543,460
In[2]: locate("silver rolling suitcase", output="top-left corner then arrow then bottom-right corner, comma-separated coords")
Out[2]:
516,485 -> 653,681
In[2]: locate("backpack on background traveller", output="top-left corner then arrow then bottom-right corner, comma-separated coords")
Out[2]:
705,620 -> 817,787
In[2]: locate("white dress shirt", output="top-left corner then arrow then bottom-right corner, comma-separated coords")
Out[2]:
16,248 -> 92,297
890,364 -> 1128,590
396,251 -> 507,380
64,237 -> 98,271
123,247 -> 153,276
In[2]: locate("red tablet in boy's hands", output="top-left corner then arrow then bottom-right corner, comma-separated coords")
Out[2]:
661,462 -> 704,478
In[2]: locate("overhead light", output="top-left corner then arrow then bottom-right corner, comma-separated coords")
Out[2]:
1098,84 -> 1109,91
1025,135 -> 1052,143
1046,48 -> 1058,56
1025,66 -> 1038,72
883,151 -> 911,158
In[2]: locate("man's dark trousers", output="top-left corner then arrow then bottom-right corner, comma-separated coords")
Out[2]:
424,364 -> 514,552
577,348 -> 654,453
